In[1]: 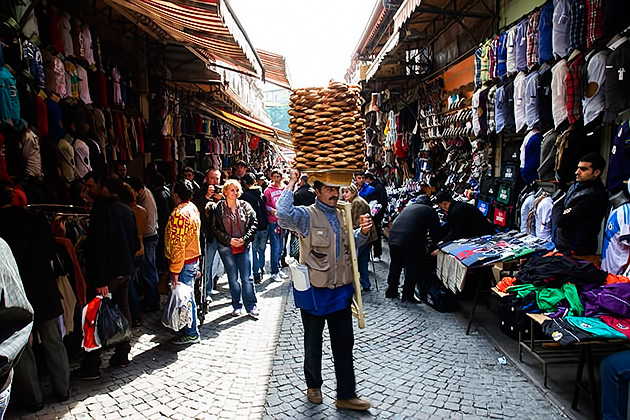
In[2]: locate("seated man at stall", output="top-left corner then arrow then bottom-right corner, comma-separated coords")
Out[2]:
552,153 -> 608,256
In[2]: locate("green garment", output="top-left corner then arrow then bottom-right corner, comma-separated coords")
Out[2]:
506,283 -> 584,316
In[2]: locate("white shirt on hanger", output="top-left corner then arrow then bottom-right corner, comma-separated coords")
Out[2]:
514,71 -> 528,133
551,59 -> 569,128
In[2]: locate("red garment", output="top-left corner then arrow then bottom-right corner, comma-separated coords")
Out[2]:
97,70 -> 108,109
81,296 -> 102,352
49,9 -> 64,54
12,186 -> 27,208
496,277 -> 517,293
37,96 -> 49,138
586,0 -> 604,49
606,273 -> 630,285
566,52 -> 586,124
137,118 -> 144,154
114,113 -> 126,161
55,237 -> 87,306
394,134 -> 407,158
600,315 -> 630,340
0,134 -> 9,181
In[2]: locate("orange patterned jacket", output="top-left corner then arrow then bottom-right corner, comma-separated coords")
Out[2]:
165,201 -> 201,274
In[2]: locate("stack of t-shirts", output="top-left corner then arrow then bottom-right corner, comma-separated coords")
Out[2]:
541,316 -> 629,346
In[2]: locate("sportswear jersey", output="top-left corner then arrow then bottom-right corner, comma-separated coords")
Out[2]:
601,203 -> 630,275
565,316 -> 628,340
607,119 -> 630,192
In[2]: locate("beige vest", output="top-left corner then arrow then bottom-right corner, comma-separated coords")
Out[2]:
299,204 -> 353,289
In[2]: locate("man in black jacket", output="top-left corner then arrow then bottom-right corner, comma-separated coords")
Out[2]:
435,191 -> 496,243
365,173 -> 387,261
294,175 -> 316,207
241,173 -> 268,283
0,180 -> 69,409
386,196 -> 443,302
552,153 -> 608,255
78,173 -> 138,378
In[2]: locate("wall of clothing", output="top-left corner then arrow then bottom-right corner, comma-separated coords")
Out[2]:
470,0 -> 630,232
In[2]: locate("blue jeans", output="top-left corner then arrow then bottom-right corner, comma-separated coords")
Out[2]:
141,234 -> 160,309
358,244 -> 371,289
268,222 -> 284,275
252,230 -> 268,276
218,244 -> 257,312
601,350 -> 630,420
204,238 -> 219,299
178,261 -> 199,337
128,256 -> 143,321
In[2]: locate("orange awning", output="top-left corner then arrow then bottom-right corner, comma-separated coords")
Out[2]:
107,0 -> 264,78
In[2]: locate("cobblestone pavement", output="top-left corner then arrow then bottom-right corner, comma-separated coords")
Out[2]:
6,270 -> 290,420
263,252 -> 570,420
7,246 -> 569,419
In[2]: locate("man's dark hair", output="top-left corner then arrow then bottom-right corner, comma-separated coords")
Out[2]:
149,172 -> 165,188
101,176 -> 122,196
313,180 -> 324,192
127,176 -> 144,192
255,172 -> 265,180
300,174 -> 309,184
580,153 -> 606,174
84,170 -> 102,184
435,190 -> 453,203
183,166 -> 194,174
354,171 -> 366,177
234,160 -> 247,168
0,179 -> 14,206
271,168 -> 282,177
242,173 -> 256,186
173,179 -> 194,201
364,173 -> 376,181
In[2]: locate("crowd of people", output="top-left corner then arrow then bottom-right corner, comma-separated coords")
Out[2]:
1,152 -> 629,416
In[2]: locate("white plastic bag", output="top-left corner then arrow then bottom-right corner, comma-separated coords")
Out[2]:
161,283 -> 194,331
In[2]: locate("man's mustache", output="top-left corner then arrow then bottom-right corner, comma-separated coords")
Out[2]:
329,196 -> 339,201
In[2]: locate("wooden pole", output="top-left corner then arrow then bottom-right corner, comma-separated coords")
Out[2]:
340,201 -> 365,329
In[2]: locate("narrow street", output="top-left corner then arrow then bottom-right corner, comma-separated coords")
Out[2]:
7,247 -> 568,420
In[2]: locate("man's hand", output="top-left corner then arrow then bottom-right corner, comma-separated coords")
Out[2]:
287,169 -> 300,189
171,272 -> 179,287
431,249 -> 439,257
96,286 -> 109,297
359,214 -> 373,235
230,238 -> 245,247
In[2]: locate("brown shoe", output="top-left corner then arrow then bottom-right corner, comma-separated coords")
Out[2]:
307,388 -> 323,404
335,397 -> 371,411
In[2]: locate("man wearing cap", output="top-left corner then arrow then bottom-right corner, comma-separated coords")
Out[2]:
276,169 -> 372,412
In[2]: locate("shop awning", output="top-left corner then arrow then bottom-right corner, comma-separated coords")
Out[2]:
194,101 -> 294,149
393,0 -> 422,33
365,31 -> 400,81
257,50 -> 291,90
106,0 -> 264,79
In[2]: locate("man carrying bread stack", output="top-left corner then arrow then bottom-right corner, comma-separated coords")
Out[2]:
276,168 -> 373,411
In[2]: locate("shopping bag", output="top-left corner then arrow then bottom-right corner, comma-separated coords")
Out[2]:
161,283 -> 194,331
96,297 -> 131,347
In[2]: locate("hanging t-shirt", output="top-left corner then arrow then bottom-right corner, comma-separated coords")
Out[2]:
22,128 -> 42,179
601,203 -> 630,275
514,71 -> 528,133
537,64 -> 554,132
526,10 -> 541,70
538,129 -> 559,181
0,68 -> 21,127
525,71 -> 540,130
521,130 -> 543,184
552,0 -> 571,59
551,59 -> 569,128
16,0 -> 39,39
472,89 -> 481,137
538,3 -> 554,65
607,119 -> 630,192
585,0 -> 604,49
82,25 -> 95,66
497,32 -> 508,78
480,40 -> 492,83
58,135 -> 78,182
53,57 -> 67,98
506,26 -> 518,75
487,85 -> 497,134
583,49 -> 608,126
566,52 -> 585,124
495,85 -> 506,133
504,76 -> 516,130
74,139 -> 91,178
76,65 -> 92,105
515,19 -> 529,72
474,46 -> 483,88
569,0 -> 587,52
535,196 -> 554,241
605,37 -> 630,121
59,12 -> 74,57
